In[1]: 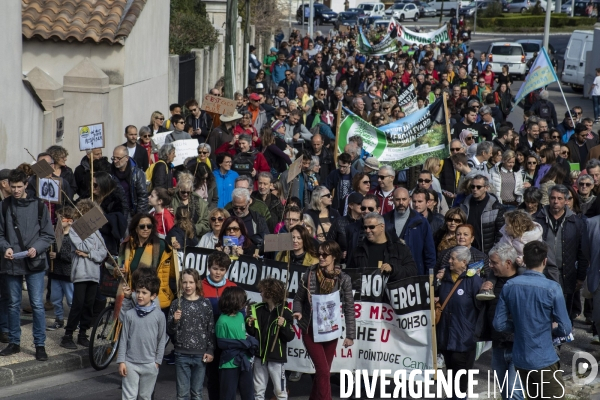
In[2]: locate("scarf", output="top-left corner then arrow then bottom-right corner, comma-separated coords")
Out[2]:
311,114 -> 321,128
135,302 -> 156,318
122,236 -> 161,284
207,275 -> 227,288
316,265 -> 341,294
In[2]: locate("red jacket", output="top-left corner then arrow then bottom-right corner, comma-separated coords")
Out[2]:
369,186 -> 396,215
151,209 -> 175,237
202,278 -> 238,321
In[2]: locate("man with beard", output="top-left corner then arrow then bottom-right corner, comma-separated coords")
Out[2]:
451,107 -> 491,142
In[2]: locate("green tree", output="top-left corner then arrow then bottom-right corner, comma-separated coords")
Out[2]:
169,0 -> 219,55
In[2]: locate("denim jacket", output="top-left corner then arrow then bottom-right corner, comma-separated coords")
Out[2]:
493,270 -> 572,370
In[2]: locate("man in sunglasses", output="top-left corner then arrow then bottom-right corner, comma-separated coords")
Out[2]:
350,212 -> 417,283
439,139 -> 465,202
230,188 -> 269,249
458,174 -> 505,254
122,125 -> 149,172
557,111 -> 576,143
326,192 -> 364,261
368,165 -> 396,215
184,99 -> 213,143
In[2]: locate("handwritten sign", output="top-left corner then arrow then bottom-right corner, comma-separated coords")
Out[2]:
171,139 -> 200,166
264,233 -> 294,253
339,25 -> 350,34
287,156 -> 303,183
79,122 -> 105,151
30,159 -> 55,178
38,177 -> 61,204
54,222 -> 64,253
201,95 -> 237,116
152,131 -> 173,148
72,205 -> 108,241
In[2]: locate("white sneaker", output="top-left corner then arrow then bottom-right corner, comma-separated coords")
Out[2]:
289,371 -> 302,382
476,290 -> 495,301
591,335 -> 600,345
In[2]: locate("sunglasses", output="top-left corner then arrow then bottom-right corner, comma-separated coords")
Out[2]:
527,161 -> 537,165
552,135 -> 561,139
446,217 -> 462,224
180,191 -> 191,195
232,205 -> 247,211
363,224 -> 382,231
138,224 -> 153,230
361,180 -> 370,184
198,151 -> 209,155
418,178 -> 432,184
226,226 -> 240,232
156,117 -> 164,120
450,147 -> 462,152
470,185 -> 484,190
465,136 -> 474,141
318,252 -> 331,258
360,206 -> 375,212
579,182 -> 593,187
321,193 -> 332,198
141,135 -> 151,139
561,151 -> 570,155
189,108 -> 199,113
210,216 -> 225,222
377,175 -> 391,180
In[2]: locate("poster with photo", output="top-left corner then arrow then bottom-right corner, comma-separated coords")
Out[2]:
37,177 -> 61,204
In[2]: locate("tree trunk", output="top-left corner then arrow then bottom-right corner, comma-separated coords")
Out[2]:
225,0 -> 239,98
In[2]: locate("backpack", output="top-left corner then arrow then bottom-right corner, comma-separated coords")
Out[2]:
2,197 -> 44,229
538,100 -> 551,120
145,159 -> 167,192
232,152 -> 255,176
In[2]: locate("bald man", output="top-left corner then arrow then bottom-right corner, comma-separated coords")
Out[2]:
383,187 -> 436,275
111,145 -> 148,216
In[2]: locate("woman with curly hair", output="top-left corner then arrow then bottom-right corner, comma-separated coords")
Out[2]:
46,145 -> 78,194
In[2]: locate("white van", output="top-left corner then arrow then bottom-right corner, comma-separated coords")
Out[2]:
356,2 -> 386,17
427,0 -> 471,15
562,30 -> 594,91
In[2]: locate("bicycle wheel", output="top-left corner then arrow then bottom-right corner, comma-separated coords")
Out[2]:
89,304 -> 120,371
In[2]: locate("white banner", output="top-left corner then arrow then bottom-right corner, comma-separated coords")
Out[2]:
393,22 -> 451,45
152,131 -> 173,148
171,139 -> 199,166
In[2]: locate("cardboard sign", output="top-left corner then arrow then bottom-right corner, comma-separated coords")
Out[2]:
30,159 -> 54,178
54,222 -> 64,253
152,131 -> 173,148
263,233 -> 294,253
287,156 -> 303,183
37,177 -> 61,204
72,205 -> 108,241
171,139 -> 199,166
339,25 -> 350,34
201,94 -> 237,116
79,122 -> 104,151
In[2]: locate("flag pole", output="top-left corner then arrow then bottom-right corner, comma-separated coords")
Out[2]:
429,269 -> 438,380
556,81 -> 576,126
442,92 -> 452,146
334,102 -> 342,164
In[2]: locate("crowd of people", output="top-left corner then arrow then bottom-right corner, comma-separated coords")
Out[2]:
0,22 -> 599,400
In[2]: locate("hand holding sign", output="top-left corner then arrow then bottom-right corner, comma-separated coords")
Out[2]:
71,206 -> 108,241
201,95 -> 237,117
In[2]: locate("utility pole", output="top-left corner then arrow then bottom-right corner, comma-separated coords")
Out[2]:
309,0 -> 314,37
244,0 -> 250,92
225,0 -> 238,98
542,0 -> 551,50
571,0 -> 575,16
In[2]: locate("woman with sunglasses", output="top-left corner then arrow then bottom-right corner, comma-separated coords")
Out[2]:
458,130 -> 476,157
293,240 -> 355,400
435,224 -> 489,274
276,225 -> 318,266
305,186 -> 340,244
148,111 -> 168,135
434,207 -> 467,252
216,216 -> 256,257
341,173 -> 371,216
138,126 -> 159,165
521,154 -> 539,189
273,86 -> 289,108
533,147 -> 557,188
170,172 -> 210,238
185,143 -> 212,171
198,208 -> 230,249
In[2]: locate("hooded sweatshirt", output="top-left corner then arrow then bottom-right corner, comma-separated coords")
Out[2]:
498,222 -> 543,267
68,229 -> 108,283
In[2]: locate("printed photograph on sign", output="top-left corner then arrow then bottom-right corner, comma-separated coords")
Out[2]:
79,122 -> 105,151
316,300 -> 339,334
37,177 -> 61,204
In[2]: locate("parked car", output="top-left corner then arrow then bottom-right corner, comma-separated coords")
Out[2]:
427,0 -> 472,15
296,4 -> 338,25
358,15 -> 384,25
356,2 -> 387,17
416,1 -> 437,17
385,2 -> 420,20
334,12 -> 361,30
506,0 -> 555,13
562,30 -> 594,91
486,42 -> 527,79
561,0 -> 600,15
460,0 -> 506,16
516,40 -> 558,72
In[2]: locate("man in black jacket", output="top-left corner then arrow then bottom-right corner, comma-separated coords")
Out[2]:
307,134 -> 334,181
185,99 -> 213,144
122,125 -> 149,172
111,146 -> 149,217
412,188 -> 444,236
326,192 -> 363,261
351,212 -> 417,283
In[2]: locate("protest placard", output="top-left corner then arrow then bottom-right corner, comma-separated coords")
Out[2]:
287,156 -> 303,183
263,233 -> 294,253
202,95 -> 237,116
79,123 -> 104,151
37,177 -> 61,204
72,205 -> 108,241
54,221 -> 64,253
171,139 -> 199,166
152,131 -> 173,148
30,159 -> 55,178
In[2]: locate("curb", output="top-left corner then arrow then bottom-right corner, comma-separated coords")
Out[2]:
472,31 -> 574,36
0,349 -> 90,388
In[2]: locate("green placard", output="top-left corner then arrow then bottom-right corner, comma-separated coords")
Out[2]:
570,163 -> 580,172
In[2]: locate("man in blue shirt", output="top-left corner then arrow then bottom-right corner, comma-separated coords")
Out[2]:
493,240 -> 572,400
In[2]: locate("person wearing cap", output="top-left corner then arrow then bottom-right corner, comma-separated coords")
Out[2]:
557,111 -> 576,143
326,192 -> 364,260
248,45 -> 261,81
207,111 -> 243,166
363,157 -> 380,190
271,53 -> 290,89
239,93 -> 268,133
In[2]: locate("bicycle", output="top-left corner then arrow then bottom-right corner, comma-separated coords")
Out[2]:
89,299 -> 122,371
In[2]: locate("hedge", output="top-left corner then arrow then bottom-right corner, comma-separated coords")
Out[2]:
477,14 -> 592,28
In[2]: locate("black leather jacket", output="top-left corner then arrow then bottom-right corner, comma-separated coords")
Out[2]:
111,160 -> 148,216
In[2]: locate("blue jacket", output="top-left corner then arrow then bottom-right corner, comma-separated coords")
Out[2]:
383,209 -> 436,275
272,62 -> 290,86
217,336 -> 259,371
214,169 -> 239,208
437,270 -> 483,352
586,216 -> 600,294
493,270 -> 572,370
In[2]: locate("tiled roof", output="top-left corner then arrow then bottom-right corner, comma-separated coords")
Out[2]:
22,0 -> 147,44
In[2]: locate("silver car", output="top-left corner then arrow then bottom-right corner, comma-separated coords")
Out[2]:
506,0 -> 555,12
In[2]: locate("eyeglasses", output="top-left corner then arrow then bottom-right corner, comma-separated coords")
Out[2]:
378,175 -> 392,180
156,117 -> 164,120
189,108 -> 199,113
360,206 -> 375,212
232,205 -> 248,211
361,180 -> 370,185
176,121 -> 185,125
210,217 -> 225,222
226,226 -> 240,232
285,218 -> 300,223
450,147 -> 462,152
527,161 -> 537,165
465,136 -> 474,141
279,114 -> 288,118
363,223 -> 383,231
418,178 -> 432,184
446,217 -> 462,224
198,151 -> 209,155
561,151 -> 570,156
470,185 -> 484,190
321,193 -> 332,198
579,182 -> 593,187
318,252 -> 331,258
278,91 -> 285,94
138,224 -> 153,230
552,135 -> 561,139
180,191 -> 191,195
111,155 -> 126,162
